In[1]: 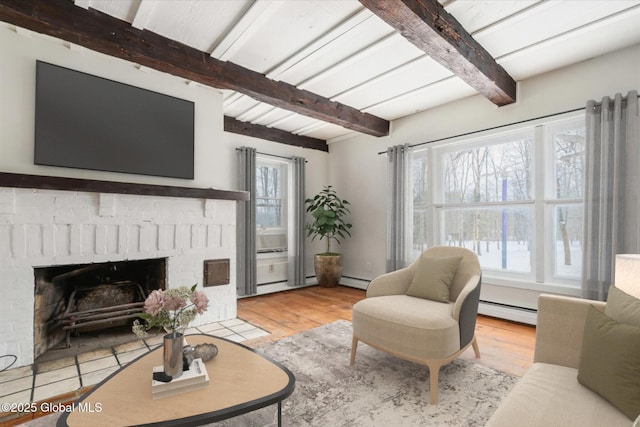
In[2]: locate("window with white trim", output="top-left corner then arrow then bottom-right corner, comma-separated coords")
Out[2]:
411,116 -> 585,287
256,158 -> 288,253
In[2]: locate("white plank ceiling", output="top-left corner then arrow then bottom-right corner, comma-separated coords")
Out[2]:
75,0 -> 640,143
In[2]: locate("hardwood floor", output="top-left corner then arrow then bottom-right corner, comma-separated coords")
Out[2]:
237,285 -> 535,377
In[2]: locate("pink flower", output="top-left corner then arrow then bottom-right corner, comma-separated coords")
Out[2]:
164,293 -> 187,311
134,285 -> 209,337
144,289 -> 165,316
191,290 -> 209,314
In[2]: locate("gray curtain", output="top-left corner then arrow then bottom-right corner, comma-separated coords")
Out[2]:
288,156 -> 306,287
237,147 -> 257,296
386,144 -> 411,272
582,90 -> 639,300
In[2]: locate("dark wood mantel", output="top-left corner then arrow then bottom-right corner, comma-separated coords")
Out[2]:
0,172 -> 249,201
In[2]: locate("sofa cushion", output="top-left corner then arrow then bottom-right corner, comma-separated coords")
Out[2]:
606,285 -> 640,328
486,363 -> 631,427
577,306 -> 640,420
406,255 -> 461,303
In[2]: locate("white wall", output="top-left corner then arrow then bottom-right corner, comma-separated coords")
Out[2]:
329,43 -> 640,316
0,25 -> 221,188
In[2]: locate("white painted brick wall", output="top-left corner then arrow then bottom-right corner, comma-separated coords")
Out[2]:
0,188 -> 15,214
0,187 -> 238,370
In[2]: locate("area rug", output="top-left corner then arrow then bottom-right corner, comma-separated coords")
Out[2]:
213,320 -> 518,427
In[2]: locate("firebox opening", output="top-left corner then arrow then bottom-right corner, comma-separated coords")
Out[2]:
34,258 -> 167,363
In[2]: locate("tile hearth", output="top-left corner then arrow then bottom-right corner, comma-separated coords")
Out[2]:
0,319 -> 269,411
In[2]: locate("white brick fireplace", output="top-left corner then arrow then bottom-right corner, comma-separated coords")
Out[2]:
0,181 -> 240,369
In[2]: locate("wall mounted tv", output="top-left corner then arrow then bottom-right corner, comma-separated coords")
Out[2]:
35,61 -> 195,179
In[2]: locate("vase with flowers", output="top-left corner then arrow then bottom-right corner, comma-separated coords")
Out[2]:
132,284 -> 209,378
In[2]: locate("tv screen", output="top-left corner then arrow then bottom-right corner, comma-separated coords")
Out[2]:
34,61 -> 195,179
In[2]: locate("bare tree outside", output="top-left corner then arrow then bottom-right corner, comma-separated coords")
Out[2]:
554,127 -> 585,267
412,153 -> 429,254
442,138 -> 532,262
256,164 -> 283,227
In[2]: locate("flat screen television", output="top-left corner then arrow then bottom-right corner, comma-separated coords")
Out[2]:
34,61 -> 195,179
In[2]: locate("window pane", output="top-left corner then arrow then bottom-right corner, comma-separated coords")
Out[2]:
256,166 -> 281,198
256,199 -> 282,227
255,162 -> 287,229
443,138 -> 532,203
442,207 -> 532,273
554,204 -> 583,279
412,208 -> 429,260
412,153 -> 429,203
412,152 -> 430,259
553,128 -> 585,199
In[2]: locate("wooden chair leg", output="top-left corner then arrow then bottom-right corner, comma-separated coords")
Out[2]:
350,336 -> 359,366
472,336 -> 481,358
427,362 -> 442,404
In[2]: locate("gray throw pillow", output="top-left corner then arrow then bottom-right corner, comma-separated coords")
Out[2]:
406,255 -> 462,303
577,306 -> 640,420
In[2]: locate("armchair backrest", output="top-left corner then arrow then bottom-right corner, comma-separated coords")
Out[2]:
411,246 -> 481,301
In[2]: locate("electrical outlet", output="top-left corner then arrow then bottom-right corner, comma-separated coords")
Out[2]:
269,264 -> 274,273
366,262 -> 372,272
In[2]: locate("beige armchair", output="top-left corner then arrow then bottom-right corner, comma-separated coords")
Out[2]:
350,246 -> 482,404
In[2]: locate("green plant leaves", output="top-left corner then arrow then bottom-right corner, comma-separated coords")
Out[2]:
304,185 -> 352,253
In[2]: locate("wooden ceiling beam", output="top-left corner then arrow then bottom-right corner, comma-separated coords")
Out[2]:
0,0 -> 390,137
360,0 -> 516,106
224,116 -> 328,152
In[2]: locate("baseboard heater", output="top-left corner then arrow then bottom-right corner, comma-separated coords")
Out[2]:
340,276 -> 369,290
479,300 -> 537,326
257,280 -> 288,287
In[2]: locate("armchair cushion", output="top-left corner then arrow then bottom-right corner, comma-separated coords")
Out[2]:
406,255 -> 461,303
577,306 -> 640,420
352,295 -> 460,360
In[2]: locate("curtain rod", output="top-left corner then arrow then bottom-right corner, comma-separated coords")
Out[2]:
379,92 -> 640,155
235,148 -> 307,162
377,105 -> 586,155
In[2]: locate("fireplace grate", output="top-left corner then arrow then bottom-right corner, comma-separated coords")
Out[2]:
57,281 -> 146,347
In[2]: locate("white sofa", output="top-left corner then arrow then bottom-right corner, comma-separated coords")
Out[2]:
486,293 -> 638,426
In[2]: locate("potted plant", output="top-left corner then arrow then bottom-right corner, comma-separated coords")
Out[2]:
305,185 -> 353,287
